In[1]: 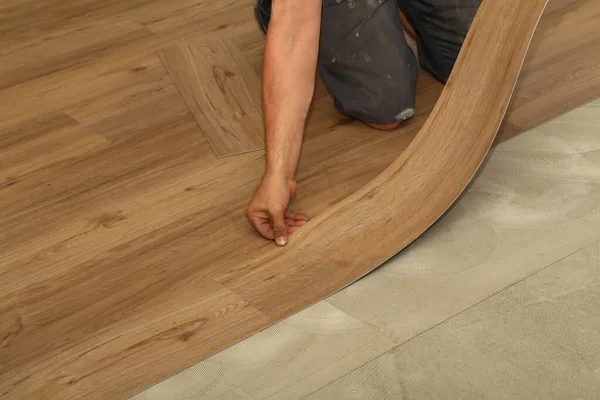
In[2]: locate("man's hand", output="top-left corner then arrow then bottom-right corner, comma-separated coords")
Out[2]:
246,0 -> 320,246
246,172 -> 309,246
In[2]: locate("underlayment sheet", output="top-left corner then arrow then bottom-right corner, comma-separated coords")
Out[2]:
132,101 -> 600,399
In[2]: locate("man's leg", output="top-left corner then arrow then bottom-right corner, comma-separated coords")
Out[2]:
255,0 -> 418,130
398,0 -> 482,83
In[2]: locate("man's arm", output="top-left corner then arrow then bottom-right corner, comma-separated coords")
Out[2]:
263,0 -> 322,179
246,0 -> 322,246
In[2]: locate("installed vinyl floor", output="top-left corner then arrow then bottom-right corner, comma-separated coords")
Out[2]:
133,98 -> 600,400
2,1 -> 599,398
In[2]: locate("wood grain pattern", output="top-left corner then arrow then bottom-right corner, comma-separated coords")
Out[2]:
0,21 -> 153,91
0,114 -> 108,184
158,38 -> 264,157
0,0 -> 598,399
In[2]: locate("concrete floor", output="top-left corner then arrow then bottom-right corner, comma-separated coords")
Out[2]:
132,99 -> 600,400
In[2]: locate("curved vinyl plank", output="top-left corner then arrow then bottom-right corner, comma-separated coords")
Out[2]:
218,0 -> 550,318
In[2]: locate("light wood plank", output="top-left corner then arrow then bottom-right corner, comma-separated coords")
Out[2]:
158,38 -> 264,157
65,54 -> 189,141
0,113 -> 108,185
0,21 -> 153,91
0,0 -> 158,52
1,275 -> 271,400
0,15 -> 250,131
0,113 -> 214,277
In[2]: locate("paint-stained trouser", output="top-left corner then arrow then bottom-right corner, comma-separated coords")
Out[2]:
255,0 -> 481,125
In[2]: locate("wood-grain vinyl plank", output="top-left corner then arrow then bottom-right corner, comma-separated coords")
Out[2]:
159,38 -> 264,157
0,114 -> 108,184
0,114 -> 213,285
2,276 -> 270,400
0,22 -> 153,91
65,54 -> 189,141
0,4 -> 254,130
0,0 -> 598,399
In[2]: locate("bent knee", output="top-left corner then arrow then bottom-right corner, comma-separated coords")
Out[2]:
364,106 -> 415,129
366,121 -> 402,131
335,89 -> 417,128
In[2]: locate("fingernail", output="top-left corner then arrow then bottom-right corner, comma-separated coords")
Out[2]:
276,236 -> 287,246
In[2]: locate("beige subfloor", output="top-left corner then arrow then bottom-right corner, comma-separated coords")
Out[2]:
131,99 -> 600,400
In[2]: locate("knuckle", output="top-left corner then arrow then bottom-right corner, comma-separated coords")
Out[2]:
269,205 -> 286,216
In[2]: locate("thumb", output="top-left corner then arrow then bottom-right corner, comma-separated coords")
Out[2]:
271,209 -> 288,247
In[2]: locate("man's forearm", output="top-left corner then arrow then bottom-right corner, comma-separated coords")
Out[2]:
262,0 -> 322,180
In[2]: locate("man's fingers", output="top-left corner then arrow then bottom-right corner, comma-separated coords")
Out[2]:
250,212 -> 307,245
271,209 -> 288,247
250,217 -> 275,239
285,218 -> 304,225
297,213 -> 309,221
285,209 -> 297,219
286,209 -> 309,221
285,218 -> 308,226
